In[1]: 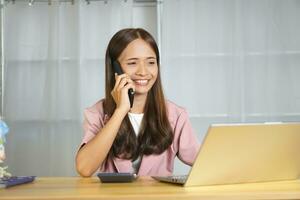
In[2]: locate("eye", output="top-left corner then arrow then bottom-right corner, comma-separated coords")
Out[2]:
127,62 -> 137,65
148,60 -> 156,65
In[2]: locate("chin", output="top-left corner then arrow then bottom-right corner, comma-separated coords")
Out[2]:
134,91 -> 148,96
134,88 -> 151,96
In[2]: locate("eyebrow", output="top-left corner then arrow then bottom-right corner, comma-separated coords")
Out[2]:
126,57 -> 156,61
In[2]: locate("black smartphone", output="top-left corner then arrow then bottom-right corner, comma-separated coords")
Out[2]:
97,172 -> 137,183
112,61 -> 134,108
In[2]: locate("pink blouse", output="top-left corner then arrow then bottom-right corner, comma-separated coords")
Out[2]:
81,99 -> 200,176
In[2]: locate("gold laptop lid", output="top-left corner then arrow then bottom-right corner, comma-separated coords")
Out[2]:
185,123 -> 300,186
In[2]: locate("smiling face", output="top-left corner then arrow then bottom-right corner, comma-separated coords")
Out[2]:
118,38 -> 158,96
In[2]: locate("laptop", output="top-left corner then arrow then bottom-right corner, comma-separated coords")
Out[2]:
152,122 -> 300,186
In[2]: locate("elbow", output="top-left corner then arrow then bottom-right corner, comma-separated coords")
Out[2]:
76,162 -> 94,177
75,156 -> 94,177
77,169 -> 93,177
76,167 -> 93,177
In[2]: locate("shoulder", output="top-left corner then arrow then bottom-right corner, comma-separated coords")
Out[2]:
85,99 -> 105,113
84,99 -> 107,122
166,100 -> 189,123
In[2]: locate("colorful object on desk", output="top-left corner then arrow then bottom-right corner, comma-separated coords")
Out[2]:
0,119 -> 9,142
0,119 -> 11,178
0,119 -> 9,161
0,166 -> 11,178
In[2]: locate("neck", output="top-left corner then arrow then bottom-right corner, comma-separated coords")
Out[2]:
130,93 -> 147,114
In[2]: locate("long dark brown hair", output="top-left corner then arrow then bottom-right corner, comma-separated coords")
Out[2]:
104,28 -> 173,160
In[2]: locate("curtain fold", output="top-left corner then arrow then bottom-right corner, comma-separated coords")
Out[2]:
161,0 -> 300,130
161,0 -> 300,175
4,0 -> 134,176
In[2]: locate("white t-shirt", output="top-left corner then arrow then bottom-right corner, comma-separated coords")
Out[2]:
128,112 -> 143,135
128,112 -> 144,174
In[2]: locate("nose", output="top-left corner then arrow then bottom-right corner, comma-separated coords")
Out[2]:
136,61 -> 147,76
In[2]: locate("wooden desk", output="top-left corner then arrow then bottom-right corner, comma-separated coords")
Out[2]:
0,177 -> 300,200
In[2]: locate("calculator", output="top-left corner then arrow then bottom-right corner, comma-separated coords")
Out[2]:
97,173 -> 137,183
0,176 -> 35,188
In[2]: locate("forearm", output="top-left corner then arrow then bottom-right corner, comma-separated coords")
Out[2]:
76,108 -> 126,177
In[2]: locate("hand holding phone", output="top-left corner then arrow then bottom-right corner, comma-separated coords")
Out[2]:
112,61 -> 135,108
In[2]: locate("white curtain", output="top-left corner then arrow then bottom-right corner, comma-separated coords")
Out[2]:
161,0 -> 300,136
4,0 -> 134,176
160,0 -> 300,174
3,0 -> 300,176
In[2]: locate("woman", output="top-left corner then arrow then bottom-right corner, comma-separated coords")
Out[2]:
76,28 -> 199,177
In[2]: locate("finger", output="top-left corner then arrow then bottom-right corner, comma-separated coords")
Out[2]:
122,82 -> 136,93
127,81 -> 136,92
125,79 -> 135,92
118,74 -> 134,88
126,78 -> 134,85
114,73 -> 127,85
117,77 -> 130,91
114,74 -> 128,91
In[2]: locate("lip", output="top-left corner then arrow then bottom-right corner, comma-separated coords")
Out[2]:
134,79 -> 149,86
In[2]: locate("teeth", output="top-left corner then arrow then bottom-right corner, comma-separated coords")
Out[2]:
135,80 -> 148,85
